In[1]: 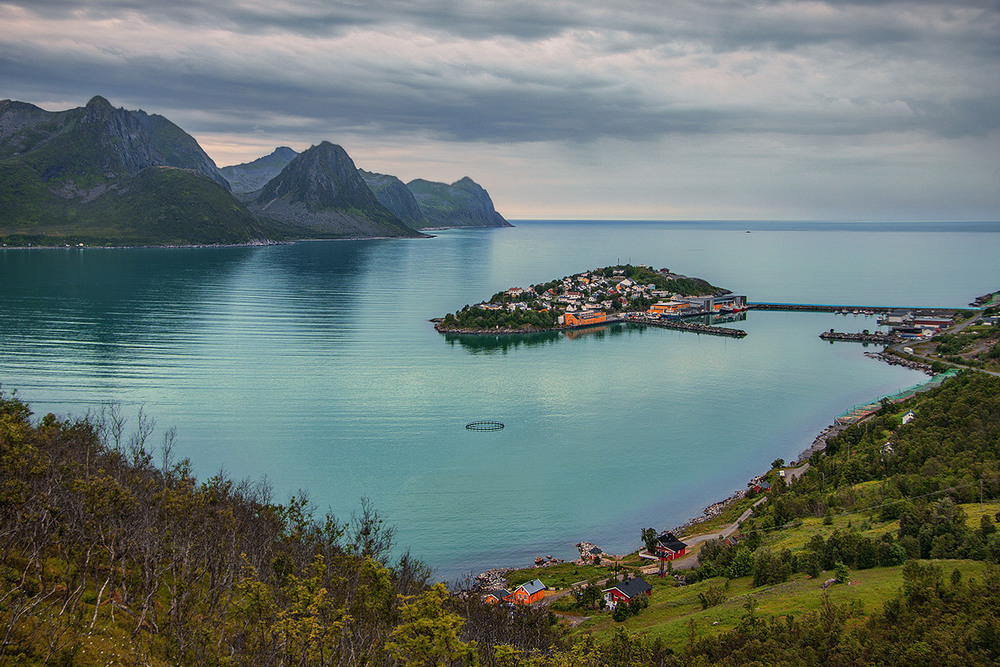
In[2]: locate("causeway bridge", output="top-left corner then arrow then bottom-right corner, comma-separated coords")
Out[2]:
749,303 -> 960,314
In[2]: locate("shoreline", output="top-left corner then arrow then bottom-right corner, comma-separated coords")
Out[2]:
468,351 -> 942,588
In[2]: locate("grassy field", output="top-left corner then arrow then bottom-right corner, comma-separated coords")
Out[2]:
567,559 -> 989,650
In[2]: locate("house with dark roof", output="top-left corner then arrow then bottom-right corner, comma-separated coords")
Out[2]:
602,577 -> 652,610
482,589 -> 510,604
510,579 -> 546,605
653,532 -> 688,561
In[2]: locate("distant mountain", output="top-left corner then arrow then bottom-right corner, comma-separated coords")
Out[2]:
0,95 -> 511,245
221,146 -> 298,193
0,96 -> 268,246
359,169 -> 427,228
244,142 -> 426,239
405,177 -> 511,228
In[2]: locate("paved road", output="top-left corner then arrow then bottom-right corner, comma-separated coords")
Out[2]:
634,496 -> 769,574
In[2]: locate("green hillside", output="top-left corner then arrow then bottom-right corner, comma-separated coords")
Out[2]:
0,97 -> 266,246
0,166 -> 269,246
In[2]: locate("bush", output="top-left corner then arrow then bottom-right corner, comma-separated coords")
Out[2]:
698,585 -> 727,609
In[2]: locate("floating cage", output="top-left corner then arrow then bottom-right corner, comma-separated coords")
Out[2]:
465,420 -> 505,431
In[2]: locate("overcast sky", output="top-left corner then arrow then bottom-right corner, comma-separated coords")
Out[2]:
2,0 -> 998,220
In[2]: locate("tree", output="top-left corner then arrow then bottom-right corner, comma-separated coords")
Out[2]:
641,527 -> 658,554
727,547 -> 754,579
387,583 -> 477,667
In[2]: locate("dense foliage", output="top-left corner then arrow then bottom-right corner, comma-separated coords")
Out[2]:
0,391 -> 556,665
4,370 -> 999,665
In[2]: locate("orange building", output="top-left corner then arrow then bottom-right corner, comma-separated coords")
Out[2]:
563,310 -> 607,327
647,300 -> 688,316
509,579 -> 546,605
483,589 -> 510,604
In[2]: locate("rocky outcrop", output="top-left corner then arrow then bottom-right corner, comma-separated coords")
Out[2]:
0,96 -> 267,245
359,169 -> 427,228
245,142 -> 425,239
221,146 -> 298,193
406,177 -> 511,228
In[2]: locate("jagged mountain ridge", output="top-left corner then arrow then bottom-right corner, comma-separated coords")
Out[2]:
243,142 -> 426,239
221,146 -> 298,194
358,171 -> 509,229
0,95 -> 511,245
0,96 -> 268,245
406,177 -> 510,228
358,169 -> 427,228
0,96 -> 228,187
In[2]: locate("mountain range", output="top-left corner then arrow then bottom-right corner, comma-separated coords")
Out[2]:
0,97 -> 509,246
224,148 -> 512,231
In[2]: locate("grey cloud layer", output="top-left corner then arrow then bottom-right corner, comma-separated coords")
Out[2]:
1,1 -> 998,150
0,0 -> 1000,142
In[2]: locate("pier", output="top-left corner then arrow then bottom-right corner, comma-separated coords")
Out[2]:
819,331 -> 900,344
633,316 -> 747,338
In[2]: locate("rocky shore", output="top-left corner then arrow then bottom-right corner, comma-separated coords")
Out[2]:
669,490 -> 748,536
474,568 -> 513,592
794,422 -> 847,462
865,349 -> 934,374
820,331 -> 900,344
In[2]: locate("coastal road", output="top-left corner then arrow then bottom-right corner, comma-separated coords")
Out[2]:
891,310 -> 1000,379
636,496 -> 769,573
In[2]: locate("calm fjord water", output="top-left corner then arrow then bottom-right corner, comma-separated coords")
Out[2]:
2,220 -> 998,580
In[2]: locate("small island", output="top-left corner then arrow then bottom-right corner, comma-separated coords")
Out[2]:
435,264 -> 746,334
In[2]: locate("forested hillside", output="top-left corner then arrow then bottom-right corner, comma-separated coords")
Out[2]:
2,371 -> 999,665
0,391 -> 555,665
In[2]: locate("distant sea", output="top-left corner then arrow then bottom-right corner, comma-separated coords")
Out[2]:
2,220 -> 998,581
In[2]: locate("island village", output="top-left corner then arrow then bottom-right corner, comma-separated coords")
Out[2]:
436,264 -> 748,335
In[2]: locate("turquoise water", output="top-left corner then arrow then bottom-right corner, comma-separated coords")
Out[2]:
1,220 -> 998,580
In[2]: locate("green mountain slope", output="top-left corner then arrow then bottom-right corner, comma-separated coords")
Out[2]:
406,176 -> 510,228
0,96 -> 269,246
221,146 -> 298,193
246,142 -> 426,239
359,169 -> 427,228
0,165 -> 269,246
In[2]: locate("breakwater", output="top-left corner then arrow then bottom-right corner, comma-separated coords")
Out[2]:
637,318 -> 747,338
819,331 -> 900,344
751,303 -> 960,316
750,303 -> 891,313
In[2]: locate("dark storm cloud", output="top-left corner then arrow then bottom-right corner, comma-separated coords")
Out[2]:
1,0 -> 998,219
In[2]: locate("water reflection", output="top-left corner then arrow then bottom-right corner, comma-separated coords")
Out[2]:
444,321 -> 637,353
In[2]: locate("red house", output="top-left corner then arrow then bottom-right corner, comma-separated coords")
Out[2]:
653,532 -> 688,561
602,577 -> 652,610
